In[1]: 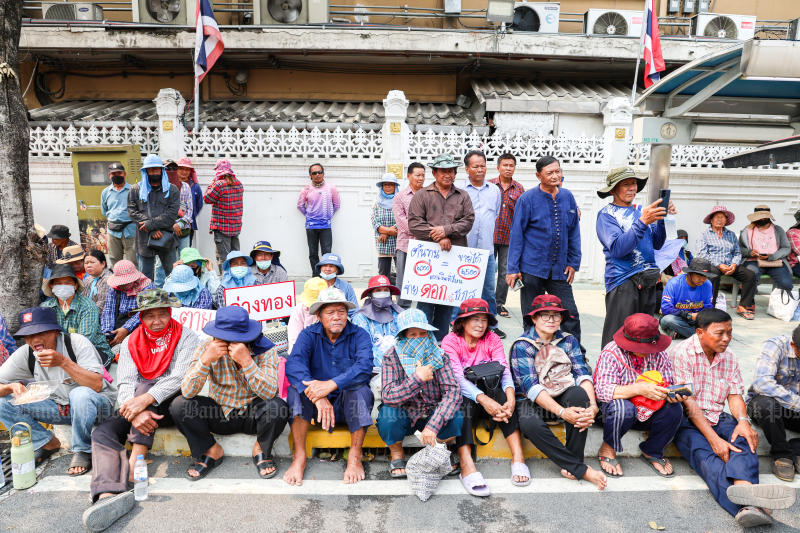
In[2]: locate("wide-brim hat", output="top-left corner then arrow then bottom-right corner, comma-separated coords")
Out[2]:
702,205 -> 735,226
299,277 -> 330,308
203,305 -> 262,343
526,294 -> 569,318
132,288 -> 182,313
309,287 -> 356,315
396,308 -> 438,336
376,173 -> 400,187
451,298 -> 498,327
597,167 -> 647,199
429,153 -> 460,169
222,250 -> 254,271
179,247 -> 208,266
163,264 -> 200,294
684,257 -> 718,279
43,263 -> 84,297
316,253 -> 344,275
361,275 -> 400,299
107,259 -> 149,288
141,153 -> 164,169
15,307 -> 62,337
250,241 -> 281,261
55,244 -> 85,264
47,224 -> 71,240
747,204 -> 775,223
613,313 -> 672,353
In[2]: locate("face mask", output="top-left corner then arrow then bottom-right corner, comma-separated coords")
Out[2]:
230,266 -> 249,279
681,241 -> 687,249
52,284 -> 75,300
372,295 -> 393,310
111,175 -> 125,185
371,290 -> 391,299
256,260 -> 271,270
148,175 -> 162,187
320,272 -> 337,281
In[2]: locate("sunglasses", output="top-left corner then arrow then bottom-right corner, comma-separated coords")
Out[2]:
310,171 -> 324,176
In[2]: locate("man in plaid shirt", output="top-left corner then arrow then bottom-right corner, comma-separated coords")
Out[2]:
204,159 -> 243,266
747,325 -> 800,482
671,308 -> 795,527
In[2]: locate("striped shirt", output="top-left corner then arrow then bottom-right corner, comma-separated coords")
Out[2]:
371,203 -> 397,257
182,338 -> 280,418
593,341 -> 675,403
787,228 -> 800,267
695,227 -> 742,266
490,178 -> 524,246
747,335 -> 800,412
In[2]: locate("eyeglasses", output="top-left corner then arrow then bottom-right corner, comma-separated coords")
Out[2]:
310,171 -> 324,176
538,313 -> 562,322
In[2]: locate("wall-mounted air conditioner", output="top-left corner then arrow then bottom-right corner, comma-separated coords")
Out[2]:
584,9 -> 643,37
255,0 -> 328,24
789,18 -> 800,41
42,2 -> 103,20
691,13 -> 756,40
510,2 -> 560,33
133,0 -> 195,24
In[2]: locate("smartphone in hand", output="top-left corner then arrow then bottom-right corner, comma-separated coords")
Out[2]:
511,278 -> 524,292
659,189 -> 671,212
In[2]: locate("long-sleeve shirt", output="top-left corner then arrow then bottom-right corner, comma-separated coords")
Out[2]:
596,203 -> 666,292
128,183 -> 181,258
490,178 -> 524,246
286,321 -> 372,395
177,182 -> 194,230
41,295 -> 112,363
747,335 -> 800,412
739,224 -> 792,269
351,309 -> 400,370
510,329 -> 591,403
189,181 -> 204,231
287,304 -> 318,352
660,274 -> 713,319
507,186 -> 581,280
297,181 -> 340,230
188,288 -> 213,310
461,180 -> 501,252
695,227 -> 741,266
442,331 -> 513,403
100,183 -> 136,239
116,326 -> 199,406
787,228 -> 800,267
371,203 -> 397,256
593,342 -> 675,403
0,314 -> 16,354
204,177 -> 244,236
407,182 -> 475,247
182,338 -> 280,417
81,268 -> 111,313
334,278 -> 359,318
381,346 -> 461,435
392,186 -> 417,253
101,285 -> 153,334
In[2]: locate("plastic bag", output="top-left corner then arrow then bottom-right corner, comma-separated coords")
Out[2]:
405,432 -> 452,502
767,288 -> 800,322
793,301 -> 800,322
714,292 -> 727,312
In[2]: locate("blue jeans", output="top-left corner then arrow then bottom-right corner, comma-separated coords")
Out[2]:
659,314 -> 697,339
0,386 -> 112,453
744,262 -> 794,291
376,404 -> 463,445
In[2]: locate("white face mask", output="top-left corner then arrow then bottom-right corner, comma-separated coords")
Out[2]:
52,284 -> 75,300
320,272 -> 337,281
230,266 -> 249,279
371,290 -> 391,299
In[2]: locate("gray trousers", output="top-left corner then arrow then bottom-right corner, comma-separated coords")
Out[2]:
494,244 -> 510,306
395,249 -> 411,308
213,231 -> 240,269
107,234 -> 136,268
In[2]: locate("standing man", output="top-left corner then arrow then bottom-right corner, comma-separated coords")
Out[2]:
101,163 -> 136,268
408,154 -> 474,341
596,167 -> 671,349
297,163 -> 340,276
490,153 -> 524,318
461,150 -> 506,339
204,159 -> 244,267
506,156 -> 582,342
393,162 -> 425,308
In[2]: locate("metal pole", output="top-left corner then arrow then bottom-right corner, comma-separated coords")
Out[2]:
194,77 -> 199,133
631,0 -> 649,106
646,143 -> 672,204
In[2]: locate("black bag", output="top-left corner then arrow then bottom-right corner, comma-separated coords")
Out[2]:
463,361 -> 507,445
147,230 -> 175,252
106,220 -> 134,232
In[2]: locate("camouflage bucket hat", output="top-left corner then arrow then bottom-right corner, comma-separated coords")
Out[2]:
428,153 -> 460,169
596,166 -> 648,199
132,288 -> 182,313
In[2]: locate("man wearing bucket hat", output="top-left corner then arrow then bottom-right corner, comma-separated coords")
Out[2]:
596,166 -> 673,349
660,257 -> 717,339
593,314 -> 685,478
214,250 -> 257,309
170,306 -> 290,481
204,159 -> 244,266
285,287 -> 374,486
56,244 -> 87,280
175,247 -> 221,296
298,162 -> 340,275
45,224 -> 78,267
163,264 -> 213,309
408,153 -> 475,340
372,173 -> 400,279
0,307 -> 116,477
316,253 -> 359,317
127,154 -> 181,283
249,240 -> 288,285
739,204 -> 794,296
101,162 -> 136,268
351,275 -> 404,375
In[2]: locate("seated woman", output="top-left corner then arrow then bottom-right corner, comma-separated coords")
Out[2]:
594,313 -> 685,478
81,249 -> 112,313
510,295 -> 606,491
101,260 -> 153,355
376,309 -> 462,480
443,298 -> 528,497
171,306 -> 290,481
41,263 -> 113,367
739,204 -> 794,299
250,241 -> 288,285
316,253 -> 359,317
84,289 -> 199,532
214,251 -> 256,309
176,247 -> 221,296
163,265 -> 213,309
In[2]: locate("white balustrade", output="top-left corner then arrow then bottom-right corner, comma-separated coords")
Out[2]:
29,124 -> 159,157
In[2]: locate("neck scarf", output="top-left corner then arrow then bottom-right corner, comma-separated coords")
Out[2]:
360,297 -> 403,324
221,266 -> 256,289
139,168 -> 170,201
377,188 -> 395,210
118,276 -> 152,297
128,318 -> 182,380
176,285 -> 203,307
395,332 -> 445,377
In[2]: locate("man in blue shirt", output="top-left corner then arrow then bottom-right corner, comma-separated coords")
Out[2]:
660,257 -> 716,339
596,167 -> 671,349
506,156 -> 582,341
100,163 -> 136,268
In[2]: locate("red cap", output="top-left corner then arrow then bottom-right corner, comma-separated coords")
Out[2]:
612,313 -> 672,354
360,275 -> 400,299
526,294 -> 568,316
451,298 -> 498,326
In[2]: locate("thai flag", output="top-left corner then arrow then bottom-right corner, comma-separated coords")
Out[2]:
194,0 -> 224,84
642,0 -> 665,88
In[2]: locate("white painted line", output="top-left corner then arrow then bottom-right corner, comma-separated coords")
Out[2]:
28,474 -> 800,497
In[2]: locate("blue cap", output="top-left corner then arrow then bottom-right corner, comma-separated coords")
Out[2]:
14,307 -> 63,337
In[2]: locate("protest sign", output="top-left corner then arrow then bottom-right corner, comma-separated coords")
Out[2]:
400,240 -> 490,307
224,280 -> 296,321
171,308 -> 216,335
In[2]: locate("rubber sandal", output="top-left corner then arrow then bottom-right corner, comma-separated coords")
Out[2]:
511,462 -> 531,487
598,456 -> 622,477
68,451 -> 92,476
389,458 -> 407,479
726,484 -> 797,510
735,506 -> 774,528
736,309 -> 755,320
446,453 -> 461,477
498,305 -> 510,318
185,455 -> 224,481
459,471 -> 491,497
35,446 -> 59,467
640,455 -> 674,478
252,453 -> 278,479
82,491 -> 135,533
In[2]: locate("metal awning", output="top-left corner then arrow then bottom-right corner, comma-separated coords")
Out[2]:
471,79 -> 628,114
721,135 -> 800,168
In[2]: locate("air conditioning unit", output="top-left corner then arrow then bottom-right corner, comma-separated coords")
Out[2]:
255,0 -> 328,24
691,13 -> 756,40
510,2 -> 560,33
584,9 -> 643,37
787,17 -> 800,40
133,0 -> 196,24
42,2 -> 103,20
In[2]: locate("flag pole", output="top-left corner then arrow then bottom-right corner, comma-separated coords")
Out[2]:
630,0 -> 649,106
194,74 -> 199,134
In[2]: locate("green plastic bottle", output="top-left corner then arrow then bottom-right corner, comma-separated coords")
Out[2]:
10,422 -> 36,490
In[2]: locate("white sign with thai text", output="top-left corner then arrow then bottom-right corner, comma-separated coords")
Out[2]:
171,308 -> 216,335
224,280 -> 296,321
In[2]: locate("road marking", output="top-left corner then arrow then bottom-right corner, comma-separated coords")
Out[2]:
29,474 -> 800,497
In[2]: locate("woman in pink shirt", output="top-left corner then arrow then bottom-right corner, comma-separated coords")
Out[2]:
442,298 -> 529,497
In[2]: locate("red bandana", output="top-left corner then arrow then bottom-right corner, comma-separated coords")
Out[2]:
128,318 -> 182,380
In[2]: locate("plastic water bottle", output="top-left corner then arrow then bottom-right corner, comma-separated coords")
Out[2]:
133,455 -> 148,501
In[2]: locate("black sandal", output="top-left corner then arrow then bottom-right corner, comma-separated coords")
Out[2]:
35,446 -> 59,467
447,453 -> 461,477
185,455 -> 224,481
389,458 -> 407,479
68,451 -> 92,476
252,453 -> 278,479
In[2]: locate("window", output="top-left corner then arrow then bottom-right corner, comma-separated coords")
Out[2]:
77,161 -> 121,187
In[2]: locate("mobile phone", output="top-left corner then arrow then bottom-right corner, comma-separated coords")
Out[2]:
667,383 -> 693,398
511,278 -> 524,292
658,189 -> 671,211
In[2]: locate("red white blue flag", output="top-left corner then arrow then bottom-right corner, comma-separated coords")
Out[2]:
194,0 -> 224,84
642,0 -> 665,88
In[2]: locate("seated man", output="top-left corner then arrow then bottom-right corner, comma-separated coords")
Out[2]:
672,308 -> 796,528
594,314 -> 685,478
747,325 -> 800,483
284,288 -> 374,486
250,241 -> 288,285
84,289 -> 199,532
0,307 -> 115,476
376,309 -> 462,481
660,258 -> 715,339
171,306 -> 290,480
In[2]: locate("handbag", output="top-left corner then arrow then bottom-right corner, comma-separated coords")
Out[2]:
106,219 -> 134,232
602,349 -> 669,422
757,259 -> 783,268
767,288 -> 800,322
147,230 -> 175,252
463,361 -> 507,445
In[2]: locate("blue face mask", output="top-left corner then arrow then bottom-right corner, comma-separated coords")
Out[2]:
256,260 -> 271,270
320,272 -> 337,281
230,266 -> 249,279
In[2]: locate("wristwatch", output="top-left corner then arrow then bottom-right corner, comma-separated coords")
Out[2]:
737,416 -> 751,423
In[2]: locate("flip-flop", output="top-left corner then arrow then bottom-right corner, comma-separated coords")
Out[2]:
389,458 -> 407,479
185,455 -> 224,481
252,453 -> 278,479
68,451 -> 92,476
598,456 -> 623,477
498,305 -> 510,318
82,491 -> 135,533
640,455 -> 675,478
459,471 -> 491,497
736,309 -> 755,320
726,484 -> 797,510
511,462 -> 531,487
35,446 -> 60,466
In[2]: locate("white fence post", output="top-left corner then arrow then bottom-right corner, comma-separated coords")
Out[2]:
382,90 -> 410,179
601,97 -> 634,171
154,88 -> 187,160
